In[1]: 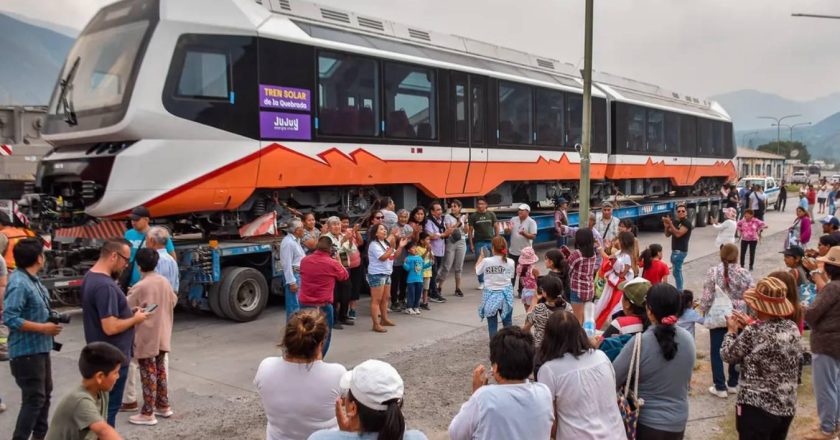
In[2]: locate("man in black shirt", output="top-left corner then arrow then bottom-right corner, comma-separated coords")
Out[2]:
779,183 -> 787,212
663,204 -> 693,291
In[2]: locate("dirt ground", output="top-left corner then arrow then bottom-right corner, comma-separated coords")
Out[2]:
122,228 -> 821,440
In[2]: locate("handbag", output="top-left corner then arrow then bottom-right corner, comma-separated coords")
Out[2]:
617,333 -> 644,440
704,267 -> 733,329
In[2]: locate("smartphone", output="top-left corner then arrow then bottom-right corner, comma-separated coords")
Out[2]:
144,304 -> 158,313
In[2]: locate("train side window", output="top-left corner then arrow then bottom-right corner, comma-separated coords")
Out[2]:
317,51 -> 379,137
455,82 -> 466,142
471,80 -> 484,143
665,111 -> 681,155
565,93 -> 582,149
626,105 -> 646,152
384,62 -> 436,139
535,88 -> 564,147
176,50 -> 230,99
697,118 -> 714,156
680,115 -> 697,156
647,109 -> 665,153
592,97 -> 607,153
498,81 -> 532,145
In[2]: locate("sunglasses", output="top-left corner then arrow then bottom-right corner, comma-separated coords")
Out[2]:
374,216 -> 384,220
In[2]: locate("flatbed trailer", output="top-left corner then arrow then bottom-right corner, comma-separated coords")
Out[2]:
41,195 -> 725,321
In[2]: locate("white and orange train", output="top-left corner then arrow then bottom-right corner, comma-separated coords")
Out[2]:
30,0 -> 735,233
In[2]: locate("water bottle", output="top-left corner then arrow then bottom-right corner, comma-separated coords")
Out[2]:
583,302 -> 596,337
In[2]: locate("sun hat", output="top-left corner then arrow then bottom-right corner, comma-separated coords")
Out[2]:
517,203 -> 531,212
743,277 -> 794,318
518,246 -> 539,265
340,360 -> 404,411
618,277 -> 652,307
780,245 -> 805,258
817,246 -> 840,267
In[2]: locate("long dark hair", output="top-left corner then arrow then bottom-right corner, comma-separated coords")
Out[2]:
641,243 -> 663,271
573,228 -> 595,258
618,231 -> 639,275
646,283 -> 682,361
539,311 -> 593,363
619,218 -> 638,237
538,275 -> 568,309
720,243 -> 738,290
408,206 -> 426,227
349,390 -> 405,440
544,249 -> 571,300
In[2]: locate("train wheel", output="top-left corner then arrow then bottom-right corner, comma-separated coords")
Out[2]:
709,205 -> 721,223
696,206 -> 709,227
219,267 -> 269,322
208,267 -> 234,319
686,207 -> 697,228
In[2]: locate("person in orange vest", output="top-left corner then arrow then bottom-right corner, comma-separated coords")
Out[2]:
0,212 -> 36,271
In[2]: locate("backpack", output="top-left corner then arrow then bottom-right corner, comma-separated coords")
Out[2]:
756,193 -> 765,212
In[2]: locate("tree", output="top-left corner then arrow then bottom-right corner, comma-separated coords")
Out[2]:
756,141 -> 811,163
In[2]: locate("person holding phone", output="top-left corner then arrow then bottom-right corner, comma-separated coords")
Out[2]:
126,248 -> 177,426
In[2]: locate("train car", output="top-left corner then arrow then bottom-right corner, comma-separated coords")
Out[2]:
28,0 -> 735,235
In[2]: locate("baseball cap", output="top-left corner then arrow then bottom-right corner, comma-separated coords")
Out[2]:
517,203 -> 531,212
819,216 -> 840,227
780,245 -> 805,258
556,197 -> 568,206
130,206 -> 151,221
340,360 -> 404,411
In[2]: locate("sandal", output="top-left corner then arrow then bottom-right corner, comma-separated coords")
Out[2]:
380,318 -> 396,327
372,325 -> 388,333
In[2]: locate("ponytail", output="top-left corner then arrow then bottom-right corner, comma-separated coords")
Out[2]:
653,325 -> 678,361
491,236 -> 508,263
378,399 -> 406,440
645,284 -> 682,361
640,249 -> 653,271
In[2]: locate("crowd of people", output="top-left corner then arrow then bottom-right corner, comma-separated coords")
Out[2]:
3,180 -> 840,439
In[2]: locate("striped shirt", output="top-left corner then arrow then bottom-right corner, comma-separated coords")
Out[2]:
2,269 -> 53,358
155,249 -> 180,292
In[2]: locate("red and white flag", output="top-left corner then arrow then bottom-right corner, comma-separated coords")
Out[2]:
239,211 -> 277,238
0,144 -> 13,156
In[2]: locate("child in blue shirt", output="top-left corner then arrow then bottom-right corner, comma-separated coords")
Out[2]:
677,289 -> 704,338
402,242 -> 431,315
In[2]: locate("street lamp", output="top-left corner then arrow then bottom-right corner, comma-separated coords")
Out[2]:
758,114 -> 800,155
771,121 -> 812,141
792,13 -> 840,19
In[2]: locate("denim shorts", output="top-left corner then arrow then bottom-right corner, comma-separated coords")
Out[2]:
569,290 -> 582,303
367,273 -> 391,288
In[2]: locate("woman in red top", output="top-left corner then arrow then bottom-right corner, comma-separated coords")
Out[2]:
641,243 -> 670,284
807,185 -> 817,218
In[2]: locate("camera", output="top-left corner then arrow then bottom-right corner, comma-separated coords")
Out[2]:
48,310 -> 71,325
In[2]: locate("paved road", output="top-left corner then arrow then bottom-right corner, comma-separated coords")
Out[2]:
0,199 -> 808,438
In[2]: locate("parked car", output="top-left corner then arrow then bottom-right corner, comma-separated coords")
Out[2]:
829,174 -> 840,184
737,176 -> 782,210
790,171 -> 810,184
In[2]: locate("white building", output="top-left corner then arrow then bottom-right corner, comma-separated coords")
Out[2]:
735,147 -> 786,180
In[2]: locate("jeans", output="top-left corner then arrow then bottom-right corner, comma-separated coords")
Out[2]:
474,240 -> 493,284
10,353 -> 52,440
709,327 -> 739,391
740,240 -> 757,270
108,363 -> 130,426
486,309 -> 512,338
813,353 -> 840,434
406,282 -> 423,309
283,272 -> 301,322
300,304 -> 334,357
736,404 -> 793,440
670,250 -> 687,291
556,234 -> 567,248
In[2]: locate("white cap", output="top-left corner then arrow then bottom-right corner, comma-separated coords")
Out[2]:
340,360 -> 404,411
517,203 -> 531,212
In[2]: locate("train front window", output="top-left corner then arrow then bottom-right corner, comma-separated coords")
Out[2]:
49,20 -> 149,117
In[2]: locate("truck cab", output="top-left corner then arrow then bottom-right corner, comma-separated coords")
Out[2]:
737,176 -> 781,210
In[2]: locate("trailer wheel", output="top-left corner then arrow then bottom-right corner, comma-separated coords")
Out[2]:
696,206 -> 709,227
686,207 -> 697,228
208,267 -> 235,319
219,267 -> 269,322
709,205 -> 721,223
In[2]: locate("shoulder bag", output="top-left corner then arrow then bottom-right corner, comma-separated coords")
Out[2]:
704,267 -> 733,329
617,333 -> 644,440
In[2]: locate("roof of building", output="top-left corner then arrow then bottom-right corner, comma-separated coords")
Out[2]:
736,147 -> 786,160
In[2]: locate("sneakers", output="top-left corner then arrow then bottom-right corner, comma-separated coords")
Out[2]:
708,386 -> 728,399
154,408 -> 174,418
119,401 -> 139,412
333,322 -> 344,330
420,303 -> 430,310
403,308 -> 413,315
429,295 -> 446,303
412,308 -> 421,315
454,289 -> 464,297
727,386 -> 738,394
341,319 -> 355,326
478,283 -> 484,290
804,430 -> 839,440
348,309 -> 356,320
128,414 -> 158,426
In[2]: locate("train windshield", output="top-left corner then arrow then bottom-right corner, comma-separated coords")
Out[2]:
44,0 -> 158,134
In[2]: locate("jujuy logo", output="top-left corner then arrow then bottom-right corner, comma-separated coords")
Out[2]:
273,116 -> 300,131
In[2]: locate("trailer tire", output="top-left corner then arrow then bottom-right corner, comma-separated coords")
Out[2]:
208,267 -> 235,319
696,206 -> 709,227
709,205 -> 721,223
219,267 -> 269,322
686,207 -> 697,228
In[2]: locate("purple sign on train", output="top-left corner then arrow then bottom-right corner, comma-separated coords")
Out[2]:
259,84 -> 311,111
259,111 -> 311,140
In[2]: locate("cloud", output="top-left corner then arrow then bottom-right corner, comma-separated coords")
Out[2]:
2,0 -> 838,100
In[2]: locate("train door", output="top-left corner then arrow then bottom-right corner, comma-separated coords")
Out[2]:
446,73 -> 487,194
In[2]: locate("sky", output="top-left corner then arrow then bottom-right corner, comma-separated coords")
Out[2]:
2,0 -> 839,101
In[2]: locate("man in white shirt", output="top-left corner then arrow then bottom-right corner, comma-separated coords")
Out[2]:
280,219 -> 306,322
749,185 -> 768,220
595,202 -> 621,244
505,204 -> 537,292
449,326 -> 554,440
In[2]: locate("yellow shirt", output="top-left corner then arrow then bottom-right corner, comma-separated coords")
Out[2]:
416,245 -> 433,277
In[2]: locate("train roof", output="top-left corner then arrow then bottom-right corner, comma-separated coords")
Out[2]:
251,0 -> 728,120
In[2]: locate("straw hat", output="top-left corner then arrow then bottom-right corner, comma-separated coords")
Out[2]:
743,277 -> 795,318
817,246 -> 840,267
518,246 -> 539,265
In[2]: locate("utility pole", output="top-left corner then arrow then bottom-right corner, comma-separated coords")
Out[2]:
578,0 -> 594,222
